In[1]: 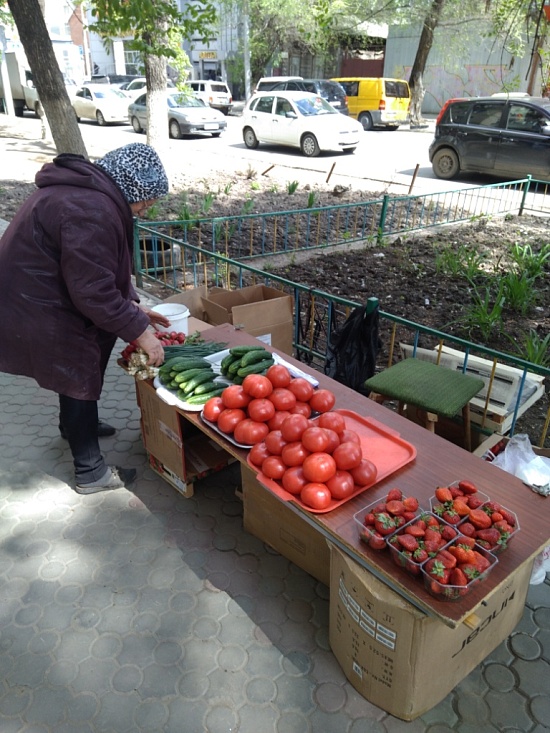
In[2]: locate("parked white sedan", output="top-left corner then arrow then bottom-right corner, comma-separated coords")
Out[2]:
242,91 -> 363,157
128,92 -> 227,139
72,84 -> 130,125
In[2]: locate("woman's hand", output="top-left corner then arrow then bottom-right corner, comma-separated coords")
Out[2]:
135,329 -> 164,366
140,305 -> 171,330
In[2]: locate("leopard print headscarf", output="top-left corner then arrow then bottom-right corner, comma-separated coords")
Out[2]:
95,143 -> 169,204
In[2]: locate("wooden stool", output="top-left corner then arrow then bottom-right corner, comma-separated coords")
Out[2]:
364,359 -> 485,451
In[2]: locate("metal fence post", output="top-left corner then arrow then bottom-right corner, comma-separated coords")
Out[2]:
518,175 -> 531,216
377,195 -> 389,243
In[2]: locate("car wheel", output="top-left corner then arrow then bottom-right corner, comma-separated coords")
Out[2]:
432,148 -> 460,180
301,133 -> 320,158
169,119 -> 182,139
358,112 -> 373,131
343,147 -> 356,155
96,110 -> 106,126
74,110 -> 81,123
131,116 -> 143,134
243,127 -> 259,149
211,132 -> 222,138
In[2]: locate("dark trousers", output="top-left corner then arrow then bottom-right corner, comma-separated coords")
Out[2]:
59,395 -> 106,483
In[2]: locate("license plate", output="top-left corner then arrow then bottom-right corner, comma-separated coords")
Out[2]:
331,101 -> 341,107
204,123 -> 219,130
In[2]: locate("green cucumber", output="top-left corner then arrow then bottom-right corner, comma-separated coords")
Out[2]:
170,358 -> 211,373
227,357 -> 244,375
239,348 -> 272,367
174,368 -> 209,385
220,353 -> 240,375
191,380 -> 219,395
229,345 -> 267,356
237,358 -> 275,377
182,370 -> 216,394
186,388 -> 226,404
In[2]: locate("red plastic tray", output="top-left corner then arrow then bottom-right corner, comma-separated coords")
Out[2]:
247,409 -> 417,513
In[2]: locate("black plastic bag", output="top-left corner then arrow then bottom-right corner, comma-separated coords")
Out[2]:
324,303 -> 381,396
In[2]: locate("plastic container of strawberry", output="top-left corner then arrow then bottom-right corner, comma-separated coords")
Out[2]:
470,502 -> 520,555
421,543 -> 498,601
353,496 -> 423,553
385,511 -> 455,576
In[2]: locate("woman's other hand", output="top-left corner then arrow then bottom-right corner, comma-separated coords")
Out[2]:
140,305 -> 171,330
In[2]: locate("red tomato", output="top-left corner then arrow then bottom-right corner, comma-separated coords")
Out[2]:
318,411 -> 346,434
202,396 -> 224,423
242,374 -> 273,399
249,441 -> 271,467
217,408 -> 246,434
247,398 -> 276,423
339,429 -> 361,445
308,388 -> 336,414
280,414 -> 309,442
326,470 -> 356,500
266,364 -> 292,388
332,442 -> 362,470
301,426 -> 330,453
281,466 -> 308,495
269,388 -> 297,412
281,441 -> 311,467
233,418 -> 269,445
300,483 -> 332,510
290,401 -> 312,418
288,378 -> 314,403
302,453 -> 337,483
261,455 -> 287,480
264,430 -> 287,455
267,410 -> 292,431
322,428 -> 340,454
222,385 -> 252,409
350,459 -> 378,487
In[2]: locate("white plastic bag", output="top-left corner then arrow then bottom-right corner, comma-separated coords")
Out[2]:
492,433 -> 550,496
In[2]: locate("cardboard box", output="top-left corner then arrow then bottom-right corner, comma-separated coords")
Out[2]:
201,285 -> 294,354
329,543 -> 531,721
241,465 -> 330,586
136,379 -> 232,498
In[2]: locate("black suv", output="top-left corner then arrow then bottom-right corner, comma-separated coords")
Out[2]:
269,79 -> 349,115
429,94 -> 550,180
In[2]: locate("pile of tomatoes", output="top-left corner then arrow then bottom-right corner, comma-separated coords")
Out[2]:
202,364 -> 378,510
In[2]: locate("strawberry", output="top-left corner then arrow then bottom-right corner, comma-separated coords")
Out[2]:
493,520 -> 513,534
405,522 -> 426,538
458,480 -> 478,494
467,495 -> 483,510
457,534 -> 476,549
452,499 -> 471,517
449,485 -> 463,499
386,499 -> 405,516
423,514 -> 441,528
450,567 -> 469,586
490,512 -> 503,523
403,496 -> 419,512
459,521 -> 476,537
360,526 -> 386,551
442,508 -> 461,525
448,545 -> 476,565
473,551 -> 491,573
461,563 -> 481,581
425,559 -> 451,583
484,501 -> 502,514
386,488 -> 403,503
437,549 -> 457,569
394,515 -> 407,529
441,525 -> 458,542
397,534 -> 419,552
475,528 -> 500,545
475,539 -> 492,550
403,510 -> 419,523
364,512 -> 376,526
374,512 -> 397,536
413,547 -> 429,563
435,486 -> 453,503
424,539 -> 442,554
424,527 -> 442,543
498,507 -> 517,526
469,508 -> 492,529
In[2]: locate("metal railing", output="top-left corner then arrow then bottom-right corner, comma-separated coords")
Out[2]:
133,228 -> 549,447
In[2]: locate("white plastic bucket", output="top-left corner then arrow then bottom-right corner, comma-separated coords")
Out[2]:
152,303 -> 190,335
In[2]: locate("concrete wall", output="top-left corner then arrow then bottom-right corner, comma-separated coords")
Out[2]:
384,23 -> 538,115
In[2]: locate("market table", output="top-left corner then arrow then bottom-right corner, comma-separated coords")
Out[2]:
163,323 -> 549,632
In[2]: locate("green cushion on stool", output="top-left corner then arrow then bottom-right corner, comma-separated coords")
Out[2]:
364,359 -> 485,418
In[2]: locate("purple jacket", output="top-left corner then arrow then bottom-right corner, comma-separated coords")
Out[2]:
0,154 -> 150,400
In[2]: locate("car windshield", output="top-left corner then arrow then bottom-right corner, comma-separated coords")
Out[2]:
168,94 -> 204,108
295,96 -> 337,116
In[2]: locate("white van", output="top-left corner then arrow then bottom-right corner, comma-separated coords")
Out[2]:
188,80 -> 233,115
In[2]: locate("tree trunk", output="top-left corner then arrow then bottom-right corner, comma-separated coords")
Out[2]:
144,51 -> 168,151
408,0 -> 446,127
7,0 -> 88,157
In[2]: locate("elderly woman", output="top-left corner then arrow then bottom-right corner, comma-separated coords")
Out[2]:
0,143 -> 169,494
